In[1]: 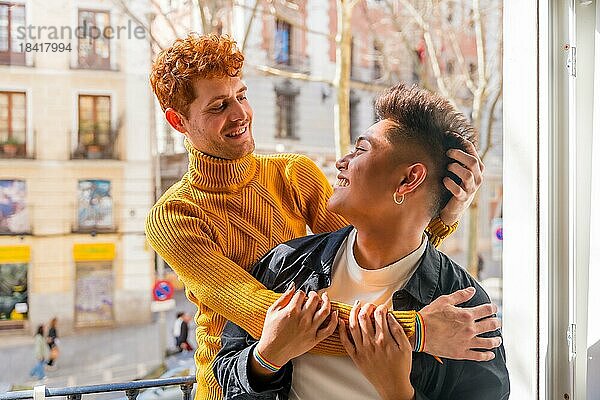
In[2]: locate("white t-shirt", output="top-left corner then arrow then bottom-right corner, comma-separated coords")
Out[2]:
289,229 -> 427,400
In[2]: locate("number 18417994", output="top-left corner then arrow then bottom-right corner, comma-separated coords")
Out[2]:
19,42 -> 72,52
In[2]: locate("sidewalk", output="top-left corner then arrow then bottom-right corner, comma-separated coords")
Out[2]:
0,290 -> 196,390
0,322 -> 162,389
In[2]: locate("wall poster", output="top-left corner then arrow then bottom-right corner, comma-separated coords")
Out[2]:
77,180 -> 113,230
0,180 -> 29,234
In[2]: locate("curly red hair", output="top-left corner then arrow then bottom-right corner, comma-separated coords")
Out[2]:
150,33 -> 244,116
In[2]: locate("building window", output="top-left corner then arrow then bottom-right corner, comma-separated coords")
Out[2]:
0,3 -> 25,65
274,80 -> 299,139
0,91 -> 26,158
274,19 -> 291,65
0,261 -> 28,326
0,180 -> 29,234
77,94 -> 112,159
76,179 -> 114,231
78,10 -> 110,69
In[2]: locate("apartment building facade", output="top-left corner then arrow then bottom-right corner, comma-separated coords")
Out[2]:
0,0 -> 155,334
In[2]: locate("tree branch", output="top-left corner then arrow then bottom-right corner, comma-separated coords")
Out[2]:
481,85 -> 502,161
396,0 -> 458,110
241,0 -> 261,51
113,0 -> 165,51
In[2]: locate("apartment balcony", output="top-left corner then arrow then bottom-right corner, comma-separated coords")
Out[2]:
268,52 -> 311,74
71,130 -> 120,160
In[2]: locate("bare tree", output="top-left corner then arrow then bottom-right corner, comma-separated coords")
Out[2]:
377,0 -> 503,277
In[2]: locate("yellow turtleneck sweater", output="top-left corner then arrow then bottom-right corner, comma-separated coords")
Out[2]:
145,141 -> 456,400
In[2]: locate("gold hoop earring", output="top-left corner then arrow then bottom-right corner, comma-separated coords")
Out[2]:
393,193 -> 404,205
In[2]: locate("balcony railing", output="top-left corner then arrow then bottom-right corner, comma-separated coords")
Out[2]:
0,376 -> 195,400
71,130 -> 120,160
268,52 -> 311,74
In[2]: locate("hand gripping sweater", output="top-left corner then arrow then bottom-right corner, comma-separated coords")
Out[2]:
145,141 -> 456,400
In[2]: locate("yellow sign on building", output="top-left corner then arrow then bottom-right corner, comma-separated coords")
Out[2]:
73,243 -> 116,261
0,245 -> 31,263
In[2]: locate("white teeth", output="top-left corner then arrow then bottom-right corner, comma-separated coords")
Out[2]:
336,179 -> 349,187
228,127 -> 246,137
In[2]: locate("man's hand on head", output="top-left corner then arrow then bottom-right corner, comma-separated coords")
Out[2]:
419,287 -> 502,361
439,140 -> 485,226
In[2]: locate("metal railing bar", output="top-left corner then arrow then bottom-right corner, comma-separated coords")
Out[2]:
0,376 -> 196,400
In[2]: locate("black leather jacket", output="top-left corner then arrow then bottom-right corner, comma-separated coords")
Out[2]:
214,226 -> 510,399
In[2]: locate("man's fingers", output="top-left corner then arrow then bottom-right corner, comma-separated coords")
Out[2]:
387,313 -> 410,349
338,319 -> 355,356
474,318 -> 502,335
316,310 -> 338,341
443,177 -> 466,199
349,301 -> 363,348
288,290 -> 307,311
462,350 -> 496,362
462,140 -> 486,172
313,292 -> 332,326
448,144 -> 483,170
447,147 -> 484,184
469,336 -> 503,350
448,163 -> 476,192
467,302 -> 499,321
373,305 -> 388,340
358,303 -> 376,338
302,290 -> 320,313
443,287 -> 476,306
271,282 -> 296,309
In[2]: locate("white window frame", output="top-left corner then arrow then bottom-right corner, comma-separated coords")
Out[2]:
504,1 -> 597,399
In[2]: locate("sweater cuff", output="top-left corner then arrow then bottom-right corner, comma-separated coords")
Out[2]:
426,216 -> 459,248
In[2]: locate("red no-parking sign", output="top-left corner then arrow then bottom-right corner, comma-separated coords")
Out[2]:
153,280 -> 174,301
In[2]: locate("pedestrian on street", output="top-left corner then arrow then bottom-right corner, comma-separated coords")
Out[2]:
176,313 -> 193,352
46,317 -> 59,367
29,324 -> 48,380
173,311 -> 184,351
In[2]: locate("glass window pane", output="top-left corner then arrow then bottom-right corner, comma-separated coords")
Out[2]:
79,96 -> 94,131
10,6 -> 25,52
0,7 -> 8,52
11,92 -> 24,108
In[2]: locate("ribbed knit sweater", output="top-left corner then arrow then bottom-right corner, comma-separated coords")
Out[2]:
145,141 -> 455,400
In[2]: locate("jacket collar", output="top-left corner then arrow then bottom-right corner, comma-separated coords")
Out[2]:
300,226 -> 354,276
306,226 -> 441,306
398,241 -> 441,306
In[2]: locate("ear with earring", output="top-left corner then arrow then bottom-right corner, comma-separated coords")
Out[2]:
393,192 -> 404,205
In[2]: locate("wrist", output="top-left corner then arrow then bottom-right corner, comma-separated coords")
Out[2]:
256,340 -> 289,367
379,383 -> 414,400
437,212 -> 460,228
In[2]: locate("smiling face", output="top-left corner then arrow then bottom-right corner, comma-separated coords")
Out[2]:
328,119 -> 409,220
177,76 -> 254,159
